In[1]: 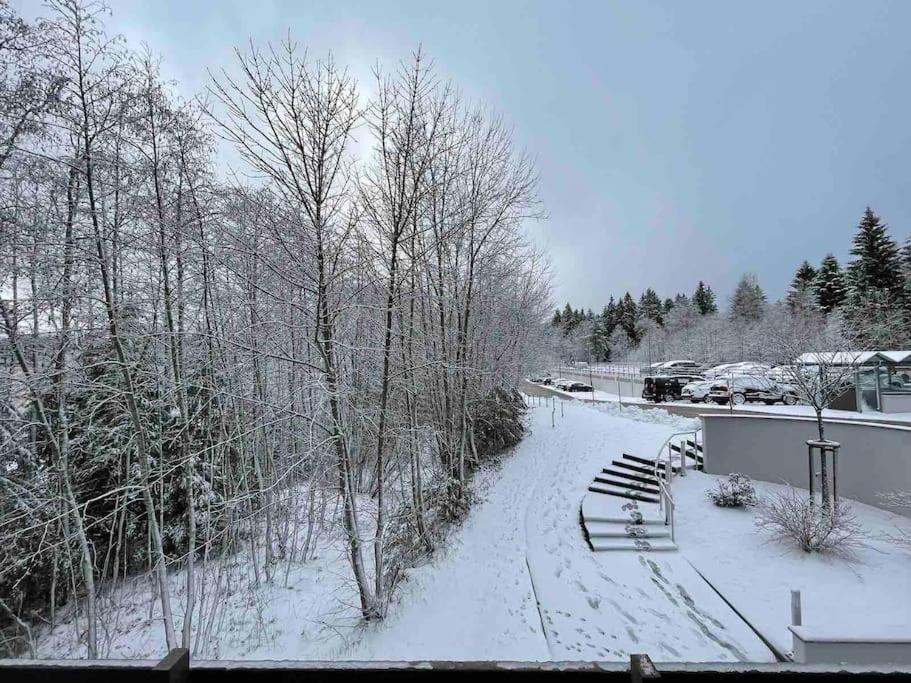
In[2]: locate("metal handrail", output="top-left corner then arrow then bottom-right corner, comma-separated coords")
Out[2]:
653,429 -> 701,544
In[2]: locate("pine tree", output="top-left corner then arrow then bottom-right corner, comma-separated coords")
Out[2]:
590,311 -> 611,361
729,273 -> 766,322
786,260 -> 818,311
902,238 -> 911,301
602,297 -> 618,337
561,302 -> 576,334
638,288 -> 663,326
847,207 -> 904,301
693,281 -> 717,315
551,308 -> 562,328
619,292 -> 639,343
814,254 -> 847,313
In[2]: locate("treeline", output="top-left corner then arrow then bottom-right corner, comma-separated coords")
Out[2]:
0,0 -> 550,657
553,206 -> 911,363
551,281 -> 718,361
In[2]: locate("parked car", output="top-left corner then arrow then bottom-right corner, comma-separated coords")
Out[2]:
704,361 -> 771,379
642,374 -> 704,402
552,378 -> 571,389
643,361 -> 666,375
564,381 -> 593,392
708,376 -> 799,405
541,377 -> 554,385
658,360 -> 703,375
528,376 -> 547,384
681,379 -> 716,403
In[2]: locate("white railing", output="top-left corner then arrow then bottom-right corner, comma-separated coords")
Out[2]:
653,429 -> 701,543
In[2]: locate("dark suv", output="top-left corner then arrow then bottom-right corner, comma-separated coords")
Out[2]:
642,374 -> 704,402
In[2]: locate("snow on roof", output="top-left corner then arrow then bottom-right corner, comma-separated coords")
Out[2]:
796,350 -> 911,366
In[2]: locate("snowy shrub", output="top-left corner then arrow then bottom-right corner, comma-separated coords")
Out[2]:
877,490 -> 911,554
469,387 -> 526,461
755,487 -> 862,555
707,473 -> 757,508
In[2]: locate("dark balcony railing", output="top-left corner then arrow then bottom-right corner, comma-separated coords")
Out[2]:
2,650 -> 910,682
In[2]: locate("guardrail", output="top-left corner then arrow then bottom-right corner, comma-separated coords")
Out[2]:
653,429 -> 700,543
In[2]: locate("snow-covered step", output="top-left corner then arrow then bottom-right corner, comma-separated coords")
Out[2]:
581,492 -> 661,523
587,483 -> 659,503
585,514 -> 665,525
611,460 -> 663,478
601,468 -> 659,487
585,521 -> 671,539
622,453 -> 679,472
590,537 -> 677,552
592,476 -> 660,496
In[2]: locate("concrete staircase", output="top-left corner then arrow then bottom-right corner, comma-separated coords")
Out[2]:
581,438 -> 703,552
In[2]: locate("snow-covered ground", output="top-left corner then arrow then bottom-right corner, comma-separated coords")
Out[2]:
345,402 -> 775,662
673,473 -> 911,657
32,399 -> 906,663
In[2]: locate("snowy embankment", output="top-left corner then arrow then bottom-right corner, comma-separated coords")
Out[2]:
674,474 -> 911,657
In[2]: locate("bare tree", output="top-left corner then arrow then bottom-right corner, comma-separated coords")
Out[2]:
761,305 -> 863,442
208,39 -> 380,619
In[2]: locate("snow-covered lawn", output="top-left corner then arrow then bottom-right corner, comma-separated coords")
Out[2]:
674,472 -> 911,657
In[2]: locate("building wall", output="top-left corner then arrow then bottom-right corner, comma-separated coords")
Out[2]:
702,414 -> 911,516
881,392 -> 911,414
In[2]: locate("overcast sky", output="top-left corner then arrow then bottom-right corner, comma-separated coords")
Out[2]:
19,0 -> 911,310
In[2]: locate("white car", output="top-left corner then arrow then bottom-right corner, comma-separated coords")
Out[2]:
681,380 -> 715,403
658,359 -> 702,374
552,378 -> 572,390
704,361 -> 770,379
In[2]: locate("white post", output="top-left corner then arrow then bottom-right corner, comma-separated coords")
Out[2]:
791,590 -> 802,626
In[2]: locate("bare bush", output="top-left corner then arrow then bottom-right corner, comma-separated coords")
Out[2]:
878,490 -> 911,554
755,487 -> 863,555
707,473 -> 757,508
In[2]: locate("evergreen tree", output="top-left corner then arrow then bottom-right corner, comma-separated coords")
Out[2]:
813,254 -> 848,313
786,260 -> 818,311
619,292 -> 640,343
663,297 -> 675,315
560,302 -> 576,334
847,207 -> 904,301
902,238 -> 911,300
590,311 -> 612,361
551,308 -> 562,328
602,297 -> 618,337
638,288 -> 664,326
729,273 -> 766,322
693,281 -> 717,315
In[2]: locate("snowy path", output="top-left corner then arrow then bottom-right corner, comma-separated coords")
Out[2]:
347,411 -> 553,660
350,402 -> 776,662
